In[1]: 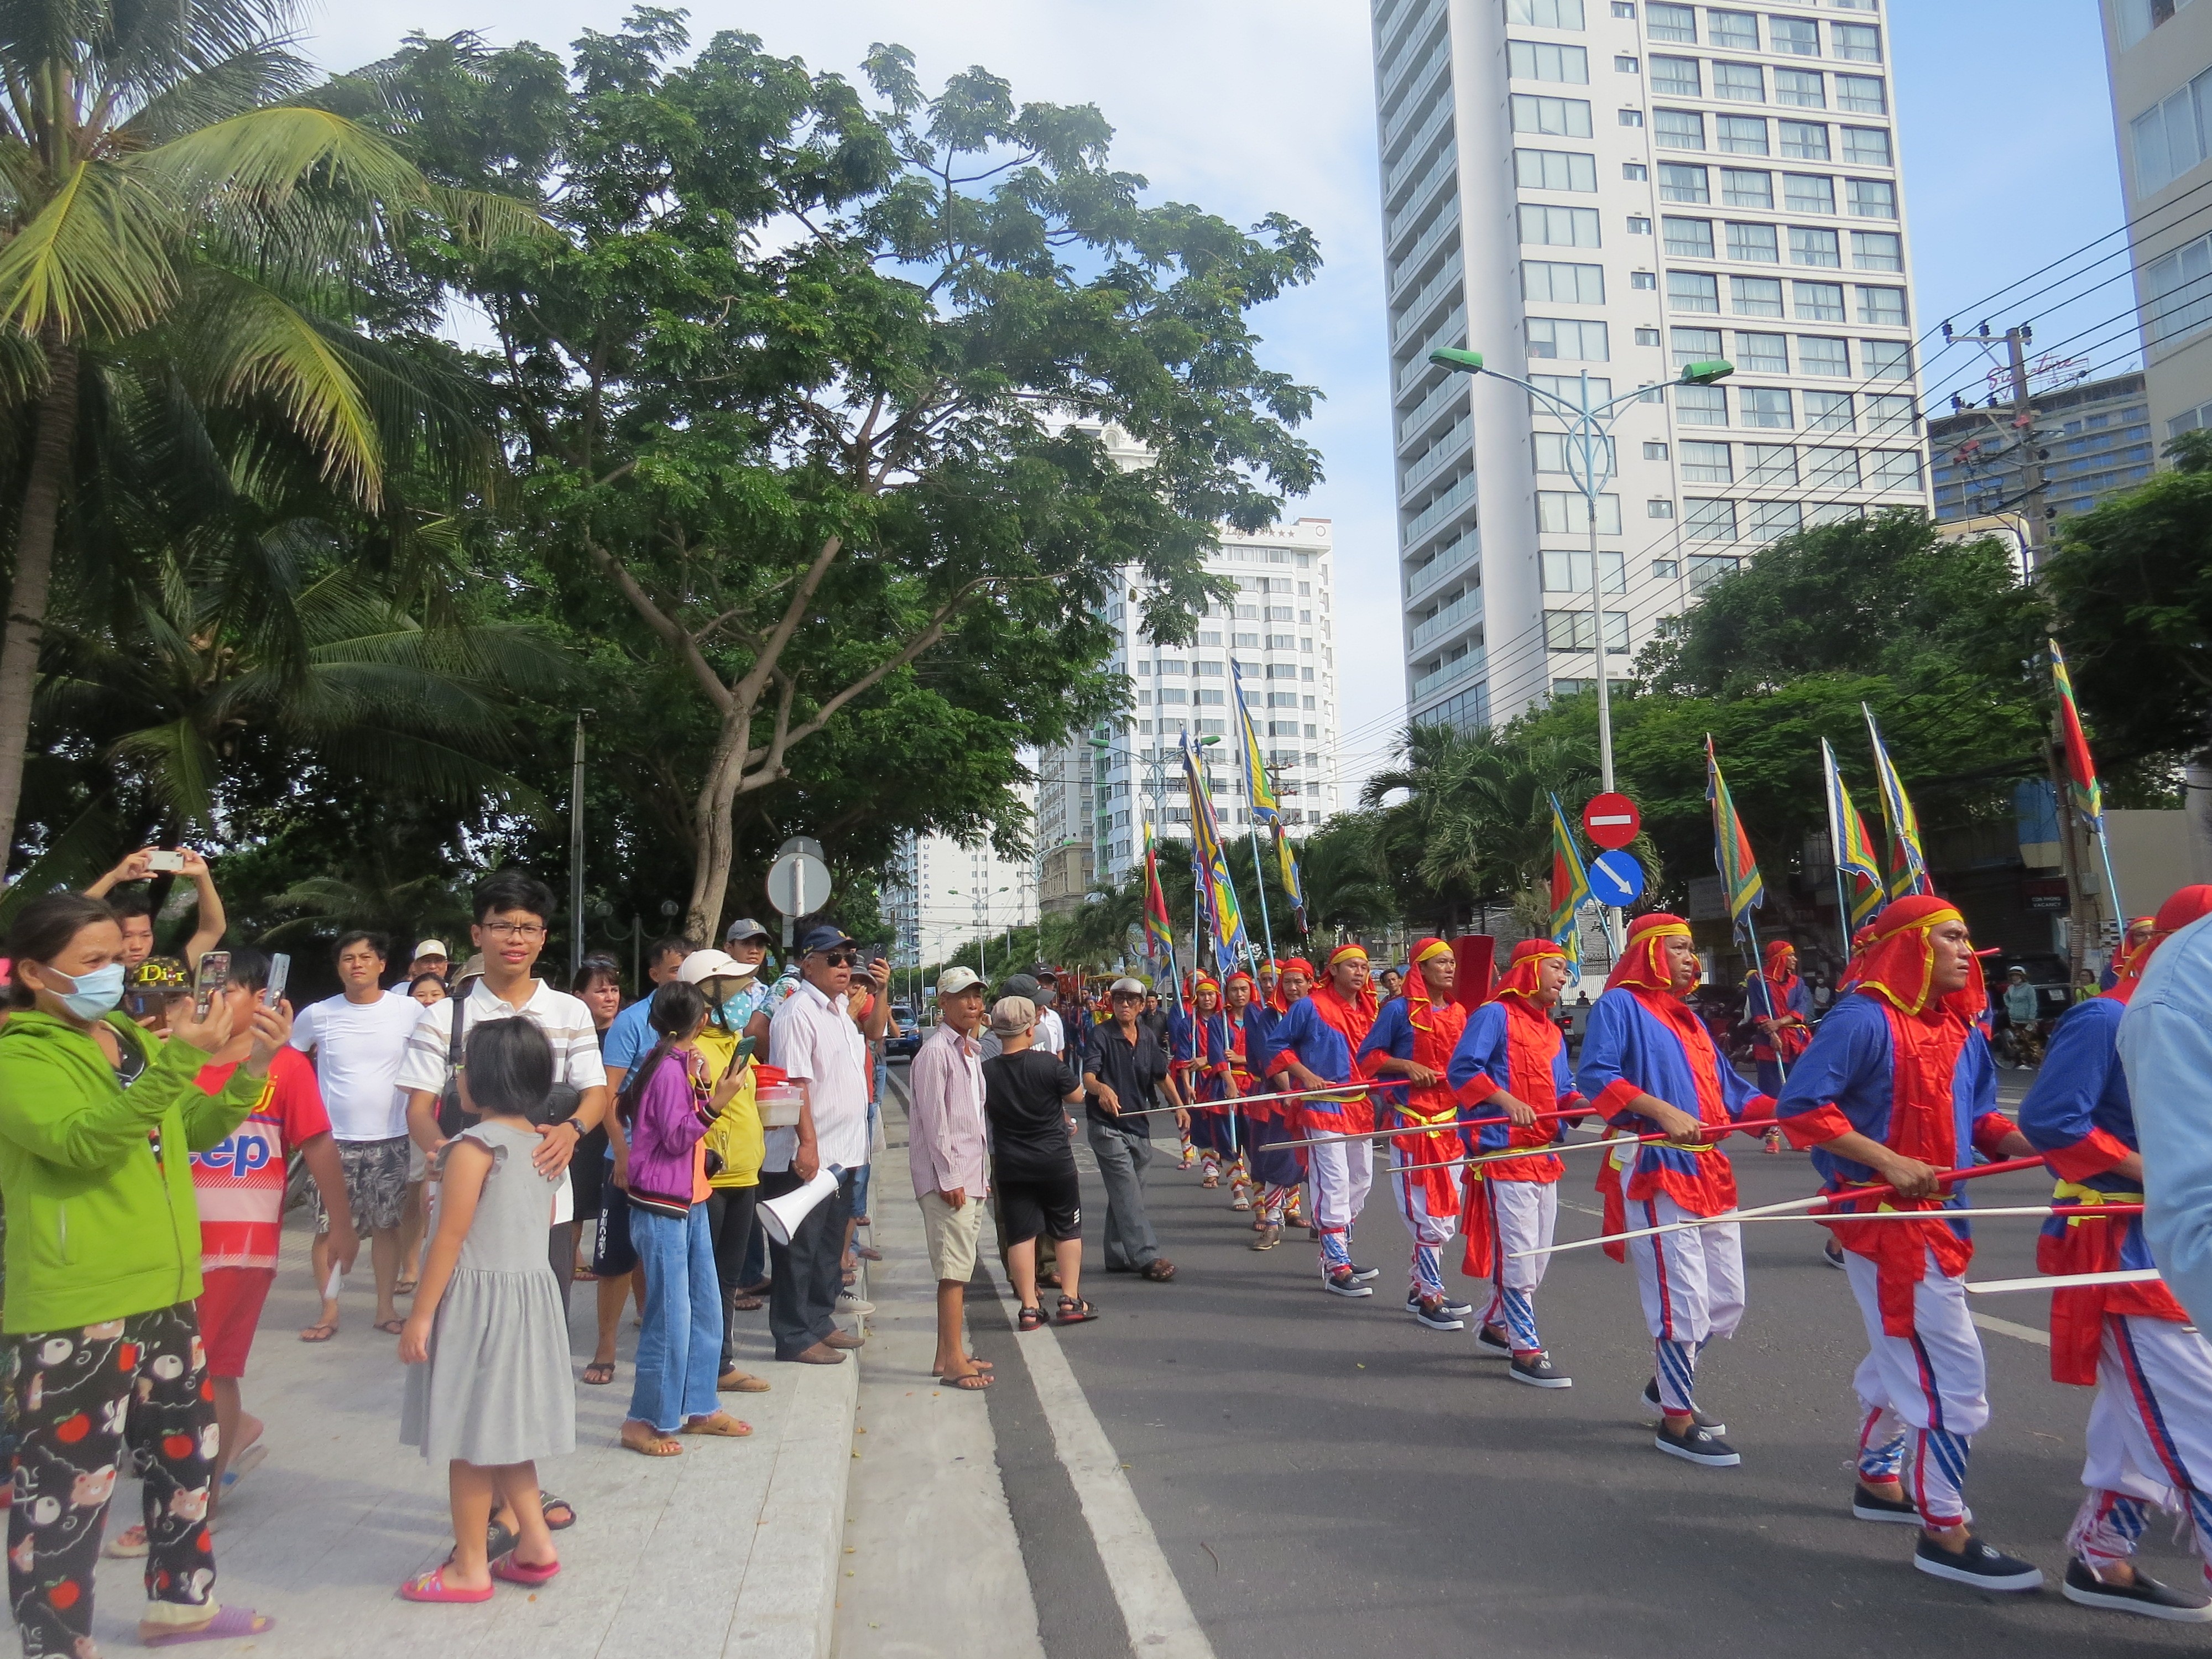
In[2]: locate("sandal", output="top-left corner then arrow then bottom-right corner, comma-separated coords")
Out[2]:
491,1550 -> 561,1587
679,1411 -> 752,1437
540,1494 -> 576,1531
620,1425 -> 684,1457
1139,1260 -> 1177,1282
733,1296 -> 764,1312
104,1524 -> 149,1559
298,1321 -> 337,1343
1017,1306 -> 1047,1332
373,1318 -> 406,1335
942,1369 -> 993,1390
393,1279 -> 419,1296
1055,1296 -> 1099,1324
1037,1270 -> 1062,1290
140,1606 -> 275,1642
582,1360 -> 617,1385
450,1521 -> 517,1569
399,1567 -> 491,1604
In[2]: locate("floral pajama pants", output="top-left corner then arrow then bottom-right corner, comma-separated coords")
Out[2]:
7,1303 -> 217,1658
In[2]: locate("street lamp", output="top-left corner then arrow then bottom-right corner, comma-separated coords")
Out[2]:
1428,348 -> 1733,794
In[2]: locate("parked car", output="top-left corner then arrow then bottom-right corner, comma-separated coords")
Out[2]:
885,1004 -> 925,1060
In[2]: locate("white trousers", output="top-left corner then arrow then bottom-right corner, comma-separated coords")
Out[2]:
1309,1136 -> 1373,1273
1843,1248 -> 1987,1529
2069,1313 -> 2212,1576
1626,1194 -> 1744,1412
1480,1179 -> 1558,1353
1390,1160 -> 1459,1300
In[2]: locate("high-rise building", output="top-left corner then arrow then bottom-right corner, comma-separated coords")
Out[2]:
2101,0 -> 2212,442
1032,517 -> 1343,909
885,821 -> 1037,969
1928,371 -> 2153,527
1374,0 -> 1929,730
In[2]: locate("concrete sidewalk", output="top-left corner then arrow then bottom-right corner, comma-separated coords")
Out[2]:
84,1207 -> 860,1658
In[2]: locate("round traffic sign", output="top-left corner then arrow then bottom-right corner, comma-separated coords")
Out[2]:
766,851 -> 832,917
1590,848 -> 1647,908
1582,792 -> 1641,851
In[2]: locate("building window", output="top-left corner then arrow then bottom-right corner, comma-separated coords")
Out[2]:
1865,393 -> 1916,435
2147,233 -> 2212,347
1653,558 -> 1679,577
1793,279 -> 1845,319
1508,0 -> 1588,23
1835,74 -> 1886,113
1645,2 -> 1694,41
1544,609 -> 1631,650
1650,54 -> 1701,96
1624,161 -> 1650,179
1799,335 -> 1850,376
1745,442 -> 1797,485
1740,386 -> 1794,428
1667,269 -> 1721,312
1841,125 -> 1892,168
1536,492 -> 1624,534
1519,203 -> 1603,246
1861,338 -> 1911,379
1645,440 -> 1670,458
2133,77 -> 2211,196
1516,147 -> 1601,190
1749,500 -> 1802,540
1653,107 -> 1705,149
1648,498 -> 1675,518
1616,55 -> 1641,72
1690,554 -> 1741,589
1850,229 -> 1903,271
1627,214 -> 1653,234
1636,324 -> 1661,345
1660,161 -> 1710,201
1541,549 -> 1627,592
1785,173 -> 1837,215
1677,383 -> 1729,425
1684,497 -> 1738,540
1662,215 -> 1714,257
1510,39 -> 1592,82
1780,122 -> 1831,163
1620,107 -> 1645,126
1731,275 -> 1784,316
1718,115 -> 1770,154
1734,331 -> 1788,372
1196,688 -> 1226,706
1631,269 -> 1658,288
1804,445 -> 1860,488
1726,220 -> 1780,262
1713,61 -> 1765,102
1721,168 -> 1774,209
1775,68 -> 1825,107
1157,687 -> 1188,705
1870,450 -> 1920,492
1523,259 -> 1608,302
1772,16 -> 1820,56
1856,284 -> 1906,326
1671,325 -> 1723,366
1680,439 -> 1732,482
1804,389 -> 1855,431
1511,94 -> 1597,137
1534,430 -> 1618,471
1832,22 -> 1882,63
1846,178 -> 1898,218
1708,8 -> 1759,49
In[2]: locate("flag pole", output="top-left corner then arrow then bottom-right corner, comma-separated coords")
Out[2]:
1821,739 -> 1854,964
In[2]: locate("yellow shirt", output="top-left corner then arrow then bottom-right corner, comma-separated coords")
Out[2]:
696,1028 -> 765,1189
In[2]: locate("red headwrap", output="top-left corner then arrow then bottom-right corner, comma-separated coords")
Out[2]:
2111,915 -> 2156,980
1270,956 -> 1314,1012
1490,937 -> 1568,1004
1604,914 -> 1695,996
1762,938 -> 1796,971
1851,895 -> 1966,1018
1402,937 -> 1452,1004
2107,885 -> 2212,1005
1319,942 -> 1379,1021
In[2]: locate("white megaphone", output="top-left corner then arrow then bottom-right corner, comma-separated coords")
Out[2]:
759,1166 -> 842,1246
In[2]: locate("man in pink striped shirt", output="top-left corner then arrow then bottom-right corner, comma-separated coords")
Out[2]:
907,967 -> 992,1390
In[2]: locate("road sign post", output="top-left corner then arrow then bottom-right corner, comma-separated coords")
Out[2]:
766,849 -> 832,951
1590,849 -> 1647,909
1582,793 -> 1641,851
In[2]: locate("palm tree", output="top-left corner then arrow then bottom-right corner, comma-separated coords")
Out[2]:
0,0 -> 534,862
1290,812 -> 1396,938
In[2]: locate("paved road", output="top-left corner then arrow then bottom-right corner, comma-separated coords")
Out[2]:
975,1079 -> 2203,1659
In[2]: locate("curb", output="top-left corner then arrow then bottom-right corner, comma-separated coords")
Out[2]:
728,1346 -> 859,1657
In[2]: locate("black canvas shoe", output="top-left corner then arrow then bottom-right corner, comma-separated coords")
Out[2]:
1323,1267 -> 1373,1298
1851,1485 -> 1971,1526
1912,1535 -> 2043,1593
1824,1238 -> 1847,1270
1474,1323 -> 1513,1357
1405,1291 -> 1477,1319
2062,1558 -> 2212,1621
1509,1352 -> 1572,1388
1654,1420 -> 1741,1467
1412,1297 -> 1465,1332
1348,1263 -> 1381,1282
1641,1378 -> 1725,1436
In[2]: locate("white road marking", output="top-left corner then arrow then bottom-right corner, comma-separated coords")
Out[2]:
1971,1312 -> 2051,1348
979,1253 -> 1217,1658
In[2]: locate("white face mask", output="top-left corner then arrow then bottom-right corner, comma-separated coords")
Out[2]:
37,961 -> 127,1021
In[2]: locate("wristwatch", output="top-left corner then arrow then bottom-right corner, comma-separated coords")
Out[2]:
557,1114 -> 588,1136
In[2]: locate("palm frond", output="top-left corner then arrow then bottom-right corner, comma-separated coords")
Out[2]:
139,104 -> 430,220
108,716 -> 221,827
0,158 -> 179,337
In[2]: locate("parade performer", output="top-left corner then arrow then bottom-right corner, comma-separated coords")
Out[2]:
2100,914 -> 2156,992
2019,884 -> 2212,1622
1776,894 -> 2043,1592
1219,971 -> 1259,1213
1359,939 -> 1471,1333
1170,977 -> 1235,1189
1446,937 -> 1587,1386
1577,912 -> 1771,1466
1253,943 -> 1378,1296
1745,938 -> 1812,1095
1242,958 -> 1314,1245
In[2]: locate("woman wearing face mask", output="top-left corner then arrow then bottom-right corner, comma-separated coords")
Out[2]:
0,893 -> 290,1652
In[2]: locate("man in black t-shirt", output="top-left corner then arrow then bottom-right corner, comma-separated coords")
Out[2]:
1080,978 -> 1187,1282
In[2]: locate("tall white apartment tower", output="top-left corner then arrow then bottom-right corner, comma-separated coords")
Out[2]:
1376,0 -> 1929,730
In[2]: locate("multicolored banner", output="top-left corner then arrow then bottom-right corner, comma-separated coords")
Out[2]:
1705,735 -> 1765,923
1274,822 -> 1308,937
1547,791 -> 1593,971
2050,638 -> 2104,832
1142,821 -> 1175,961
1820,737 -> 1885,930
1231,664 -> 1280,826
1180,733 -> 1250,976
1863,703 -> 1933,900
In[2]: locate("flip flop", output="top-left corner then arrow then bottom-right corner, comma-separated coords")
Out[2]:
733,1296 -> 764,1312
298,1321 -> 337,1343
393,1280 -> 419,1296
541,1494 -> 576,1531
141,1607 -> 276,1644
220,1442 -> 268,1490
941,1370 -> 993,1390
373,1318 -> 406,1335
679,1411 -> 752,1437
620,1427 -> 684,1457
399,1567 -> 491,1604
581,1361 -> 617,1385
491,1551 -> 561,1587
103,1523 -> 149,1559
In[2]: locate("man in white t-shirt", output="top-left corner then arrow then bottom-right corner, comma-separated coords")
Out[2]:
397,873 -> 610,1319
291,930 -> 430,1340
1033,969 -> 1068,1059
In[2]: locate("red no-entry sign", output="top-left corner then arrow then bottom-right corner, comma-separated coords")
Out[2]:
1582,792 -> 1641,851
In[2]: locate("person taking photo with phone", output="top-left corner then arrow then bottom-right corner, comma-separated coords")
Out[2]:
85,845 -> 228,972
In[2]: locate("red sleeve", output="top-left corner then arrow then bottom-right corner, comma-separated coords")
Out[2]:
1452,1073 -> 1501,1107
1970,1111 -> 2021,1161
1593,1078 -> 1646,1119
1266,1052 -> 1296,1079
2041,1125 -> 2133,1182
272,1047 -> 331,1145
1739,1092 -> 1778,1135
1779,1103 -> 1855,1150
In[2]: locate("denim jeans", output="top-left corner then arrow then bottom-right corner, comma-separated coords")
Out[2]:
627,1205 -> 724,1432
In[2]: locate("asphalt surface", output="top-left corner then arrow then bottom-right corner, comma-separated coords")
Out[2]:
1010,1076 -> 2206,1659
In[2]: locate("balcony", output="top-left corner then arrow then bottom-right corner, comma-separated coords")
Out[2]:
1413,646 -> 1488,705
1397,302 -> 1467,393
1385,149 -> 1456,247
1397,373 -> 1469,449
1381,39 -> 1451,143
1401,415 -> 1472,495
1391,251 -> 1465,348
1384,99 -> 1454,201
1389,205 -> 1462,295
1401,468 -> 1477,546
1406,523 -> 1480,601
1410,584 -> 1484,652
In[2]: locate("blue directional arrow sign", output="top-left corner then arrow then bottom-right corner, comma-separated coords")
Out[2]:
1590,848 -> 1646,907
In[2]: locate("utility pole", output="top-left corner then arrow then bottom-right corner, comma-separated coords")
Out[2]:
2001,326 -> 2054,567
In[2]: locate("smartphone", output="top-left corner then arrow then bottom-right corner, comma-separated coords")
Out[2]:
732,1035 -> 757,1068
147,849 -> 185,874
193,952 -> 230,1019
263,953 -> 290,1009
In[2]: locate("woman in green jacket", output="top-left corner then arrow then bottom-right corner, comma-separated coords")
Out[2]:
0,893 -> 286,1653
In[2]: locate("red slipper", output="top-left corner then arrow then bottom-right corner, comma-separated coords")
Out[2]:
491,1551 -> 561,1587
399,1567 -> 492,1604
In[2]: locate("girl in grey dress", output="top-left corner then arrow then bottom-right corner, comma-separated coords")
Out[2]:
397,1020 -> 576,1603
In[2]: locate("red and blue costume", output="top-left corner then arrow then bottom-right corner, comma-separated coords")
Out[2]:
1169,978 -> 1237,1182
1359,938 -> 1469,1308
1251,944 -> 1378,1277
1240,960 -> 1312,1229
1745,938 -> 1812,1094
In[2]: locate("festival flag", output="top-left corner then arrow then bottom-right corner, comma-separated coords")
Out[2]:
1547,792 -> 1593,970
1180,733 -> 1251,975
1141,822 -> 1175,959
1273,822 -> 1308,937
1705,735 -> 1765,922
2049,639 -> 2104,831
1231,664 -> 1280,826
1863,703 -> 1933,899
1820,738 -> 1885,930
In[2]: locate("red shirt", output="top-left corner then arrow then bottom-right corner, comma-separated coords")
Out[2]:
190,1048 -> 330,1272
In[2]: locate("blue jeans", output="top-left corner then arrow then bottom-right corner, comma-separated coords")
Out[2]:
627,1206 -> 724,1432
852,1092 -> 882,1218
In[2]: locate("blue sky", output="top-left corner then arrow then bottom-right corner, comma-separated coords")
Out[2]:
309,0 -> 2136,799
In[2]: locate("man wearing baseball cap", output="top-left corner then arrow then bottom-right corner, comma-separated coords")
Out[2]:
401,939 -> 448,988
1079,977 -> 1184,1281
721,919 -> 778,1041
908,967 -> 993,1387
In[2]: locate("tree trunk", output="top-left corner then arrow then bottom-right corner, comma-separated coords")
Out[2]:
686,714 -> 752,944
0,341 -> 79,873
